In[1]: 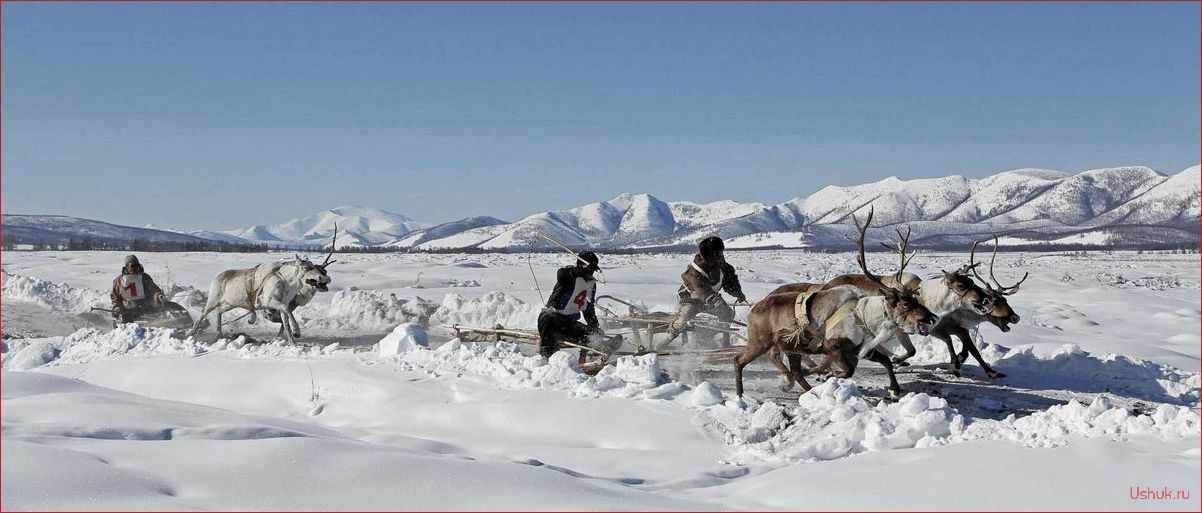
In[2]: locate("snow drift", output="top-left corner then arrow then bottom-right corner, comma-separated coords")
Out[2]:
1,273 -> 106,313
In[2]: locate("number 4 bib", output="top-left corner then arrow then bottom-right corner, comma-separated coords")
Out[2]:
119,274 -> 147,301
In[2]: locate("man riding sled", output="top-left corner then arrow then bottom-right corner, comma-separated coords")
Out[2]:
110,254 -> 188,326
537,251 -> 605,359
663,236 -> 747,346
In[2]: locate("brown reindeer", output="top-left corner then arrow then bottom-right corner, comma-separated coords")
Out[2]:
735,207 -> 938,399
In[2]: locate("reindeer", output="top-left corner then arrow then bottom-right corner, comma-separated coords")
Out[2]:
930,236 -> 1026,378
821,228 -> 996,366
190,233 -> 337,343
265,229 -> 339,338
736,207 -> 938,399
792,234 -> 1024,379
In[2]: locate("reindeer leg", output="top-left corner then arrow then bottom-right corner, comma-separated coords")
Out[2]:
783,351 -> 814,392
767,347 -> 798,392
891,329 -> 915,366
287,309 -> 303,341
271,308 -> 294,343
866,349 -> 902,401
805,339 -> 846,378
733,342 -> 771,398
815,337 -> 857,378
191,303 -> 217,337
953,326 -> 1005,379
929,324 -> 962,377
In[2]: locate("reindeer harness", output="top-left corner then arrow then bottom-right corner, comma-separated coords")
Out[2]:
793,291 -> 870,340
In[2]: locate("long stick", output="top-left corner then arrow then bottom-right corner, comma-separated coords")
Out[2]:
441,323 -> 610,356
534,232 -> 593,268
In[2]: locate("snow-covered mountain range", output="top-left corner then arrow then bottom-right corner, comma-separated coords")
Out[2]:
2,215 -> 219,247
5,165 -> 1198,250
388,164 -> 1200,250
221,206 -> 431,247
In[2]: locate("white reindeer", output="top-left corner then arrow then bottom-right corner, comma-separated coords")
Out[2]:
191,232 -> 337,343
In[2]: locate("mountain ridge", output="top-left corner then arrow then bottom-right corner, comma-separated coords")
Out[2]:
5,165 -> 1198,250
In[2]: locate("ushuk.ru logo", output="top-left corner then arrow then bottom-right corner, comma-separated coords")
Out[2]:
1129,486 -> 1191,500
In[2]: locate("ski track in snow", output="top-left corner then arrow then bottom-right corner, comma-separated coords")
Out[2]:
1,250 -> 1199,510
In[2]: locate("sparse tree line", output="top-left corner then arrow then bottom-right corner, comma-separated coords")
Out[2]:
2,236 -> 1197,254
1,236 -> 300,253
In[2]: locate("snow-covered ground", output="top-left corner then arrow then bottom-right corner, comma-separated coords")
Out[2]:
2,250 -> 1199,511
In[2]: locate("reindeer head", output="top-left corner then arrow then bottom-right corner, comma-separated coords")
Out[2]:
850,207 -> 939,336
295,224 -> 339,293
294,256 -> 332,292
940,266 -> 993,315
882,287 -> 938,336
968,236 -> 1027,332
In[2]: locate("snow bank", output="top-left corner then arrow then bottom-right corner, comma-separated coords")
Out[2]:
378,323 -> 429,357
1,325 -> 337,371
301,290 -> 439,331
997,344 -> 1201,406
4,314 -> 1196,470
964,395 -> 1200,446
4,340 -> 60,371
719,379 -> 963,463
2,325 -> 201,370
163,283 -> 207,312
385,336 -> 678,400
712,378 -> 1200,465
296,290 -> 537,333
1,273 -> 106,313
429,291 -> 541,329
895,337 -> 1199,407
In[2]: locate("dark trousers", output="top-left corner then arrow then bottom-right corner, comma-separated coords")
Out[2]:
537,312 -> 592,358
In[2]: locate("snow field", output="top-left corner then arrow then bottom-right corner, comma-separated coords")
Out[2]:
2,249 -> 1199,510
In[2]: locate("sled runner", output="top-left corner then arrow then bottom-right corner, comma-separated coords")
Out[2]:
92,302 -> 208,338
593,295 -> 747,351
441,322 -> 742,368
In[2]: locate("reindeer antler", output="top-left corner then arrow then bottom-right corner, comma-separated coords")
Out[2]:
880,226 -> 917,281
320,223 -> 338,268
847,206 -> 887,289
970,235 -> 1028,296
968,239 -> 992,291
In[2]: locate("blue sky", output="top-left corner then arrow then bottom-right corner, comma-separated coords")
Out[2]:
2,2 -> 1198,229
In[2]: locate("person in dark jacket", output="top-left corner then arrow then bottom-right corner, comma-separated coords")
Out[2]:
110,254 -> 167,323
664,236 -> 746,344
537,251 -> 602,358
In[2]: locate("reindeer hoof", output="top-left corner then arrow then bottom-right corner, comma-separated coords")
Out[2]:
894,360 -> 911,367
986,370 -> 1006,379
951,369 -> 962,378
885,389 -> 902,402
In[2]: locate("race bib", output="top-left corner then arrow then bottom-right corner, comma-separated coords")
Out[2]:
558,277 -> 595,315
119,274 -> 147,301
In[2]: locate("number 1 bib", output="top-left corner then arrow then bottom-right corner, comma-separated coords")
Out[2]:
119,274 -> 147,301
